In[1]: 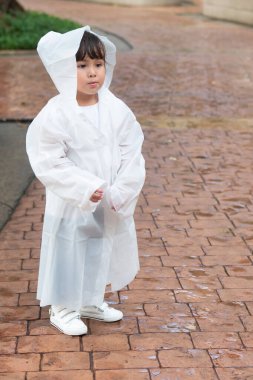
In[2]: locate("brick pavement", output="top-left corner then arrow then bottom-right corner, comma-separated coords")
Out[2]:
2,0 -> 253,379
2,121 -> 253,379
1,0 -> 253,120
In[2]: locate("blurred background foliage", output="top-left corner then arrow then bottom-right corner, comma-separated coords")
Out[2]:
0,0 -> 81,49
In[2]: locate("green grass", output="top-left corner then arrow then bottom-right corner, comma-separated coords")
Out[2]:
0,10 -> 81,49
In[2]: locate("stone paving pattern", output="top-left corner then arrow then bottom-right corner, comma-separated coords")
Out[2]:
2,0 -> 253,379
1,0 -> 253,120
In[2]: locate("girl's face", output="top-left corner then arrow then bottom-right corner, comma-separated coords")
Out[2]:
76,55 -> 106,105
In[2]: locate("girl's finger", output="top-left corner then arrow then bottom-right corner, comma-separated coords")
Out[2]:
91,194 -> 103,201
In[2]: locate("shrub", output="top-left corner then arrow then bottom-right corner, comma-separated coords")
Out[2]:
0,10 -> 81,49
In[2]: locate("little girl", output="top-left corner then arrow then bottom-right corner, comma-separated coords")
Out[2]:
26,26 -> 145,335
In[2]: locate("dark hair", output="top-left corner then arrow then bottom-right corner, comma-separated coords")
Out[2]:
75,31 -> 106,61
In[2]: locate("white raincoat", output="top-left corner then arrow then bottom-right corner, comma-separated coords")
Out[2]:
26,26 -> 145,309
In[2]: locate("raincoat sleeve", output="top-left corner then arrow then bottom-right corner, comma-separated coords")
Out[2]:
26,107 -> 106,212
108,108 -> 145,218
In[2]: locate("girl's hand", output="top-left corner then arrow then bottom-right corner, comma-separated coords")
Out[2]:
90,189 -> 104,203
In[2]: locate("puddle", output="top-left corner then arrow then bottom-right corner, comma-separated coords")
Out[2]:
162,319 -> 197,332
210,353 -> 220,360
148,355 -> 157,360
195,284 -> 209,290
189,269 -> 208,277
151,370 -> 161,376
227,352 -> 243,359
185,369 -> 196,375
231,267 -> 246,273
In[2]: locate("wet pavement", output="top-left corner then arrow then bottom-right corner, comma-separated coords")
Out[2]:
1,0 -> 253,379
1,0 -> 253,120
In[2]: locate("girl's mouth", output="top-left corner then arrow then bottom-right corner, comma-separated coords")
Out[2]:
88,82 -> 98,87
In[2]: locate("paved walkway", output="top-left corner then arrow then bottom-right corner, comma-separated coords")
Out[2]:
1,0 -> 253,121
2,1 -> 253,379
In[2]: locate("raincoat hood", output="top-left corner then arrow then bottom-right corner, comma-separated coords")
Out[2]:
37,25 -> 116,99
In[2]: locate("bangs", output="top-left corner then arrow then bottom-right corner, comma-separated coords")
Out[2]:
76,31 -> 105,61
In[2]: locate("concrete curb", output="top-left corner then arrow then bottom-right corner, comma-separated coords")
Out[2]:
0,122 -> 34,230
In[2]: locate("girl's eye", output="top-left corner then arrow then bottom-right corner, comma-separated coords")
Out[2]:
96,63 -> 102,67
78,64 -> 86,68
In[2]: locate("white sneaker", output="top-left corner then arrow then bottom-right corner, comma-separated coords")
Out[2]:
49,305 -> 88,335
80,302 -> 123,322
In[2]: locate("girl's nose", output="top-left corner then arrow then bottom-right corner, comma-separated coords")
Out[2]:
88,67 -> 96,77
